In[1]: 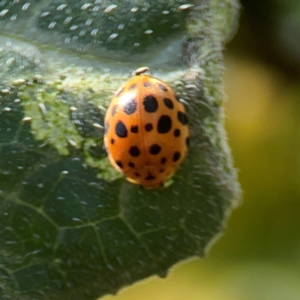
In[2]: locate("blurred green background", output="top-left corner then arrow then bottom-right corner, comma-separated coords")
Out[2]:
103,1 -> 300,299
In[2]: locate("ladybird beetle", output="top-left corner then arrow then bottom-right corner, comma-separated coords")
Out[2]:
104,67 -> 189,189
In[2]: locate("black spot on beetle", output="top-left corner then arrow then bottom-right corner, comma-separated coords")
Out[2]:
115,121 -> 127,138
135,172 -> 140,177
129,146 -> 140,157
130,125 -> 138,133
129,162 -> 135,168
143,95 -> 158,112
163,98 -> 174,109
111,138 -> 115,144
145,123 -> 153,132
124,98 -> 137,115
149,144 -> 161,155
173,152 -> 181,162
157,115 -> 172,133
116,160 -> 123,169
161,157 -> 167,164
178,111 -> 188,125
145,173 -> 156,180
174,129 -> 181,137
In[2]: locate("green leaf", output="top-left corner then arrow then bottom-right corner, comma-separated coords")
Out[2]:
0,0 -> 241,299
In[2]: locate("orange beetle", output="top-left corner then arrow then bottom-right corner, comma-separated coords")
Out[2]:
104,67 -> 189,189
